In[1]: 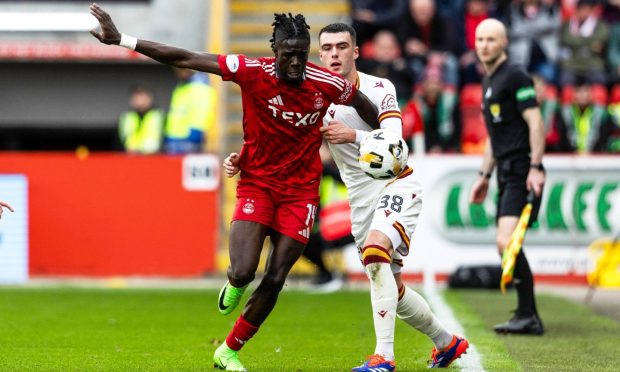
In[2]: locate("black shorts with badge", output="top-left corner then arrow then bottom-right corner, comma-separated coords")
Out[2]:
496,154 -> 542,226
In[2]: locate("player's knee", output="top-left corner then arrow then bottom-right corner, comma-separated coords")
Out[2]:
228,267 -> 255,287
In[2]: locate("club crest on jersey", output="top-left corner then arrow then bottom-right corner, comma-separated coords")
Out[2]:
242,199 -> 255,215
380,94 -> 398,111
313,95 -> 324,110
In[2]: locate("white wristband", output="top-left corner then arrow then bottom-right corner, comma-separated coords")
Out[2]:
119,33 -> 138,50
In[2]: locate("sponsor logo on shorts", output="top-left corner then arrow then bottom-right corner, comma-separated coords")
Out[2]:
384,210 -> 392,217
378,310 -> 388,318
242,199 -> 255,215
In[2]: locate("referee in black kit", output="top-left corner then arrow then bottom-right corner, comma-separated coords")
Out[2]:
469,19 -> 546,335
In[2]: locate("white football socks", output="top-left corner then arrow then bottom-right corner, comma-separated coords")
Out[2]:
367,262 -> 398,360
396,285 -> 453,350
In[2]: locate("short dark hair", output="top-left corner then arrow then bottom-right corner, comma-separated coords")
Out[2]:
270,13 -> 311,51
319,23 -> 357,46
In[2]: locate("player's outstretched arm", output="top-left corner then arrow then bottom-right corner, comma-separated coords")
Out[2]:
0,200 -> 14,220
89,3 -> 222,75
349,91 -> 380,129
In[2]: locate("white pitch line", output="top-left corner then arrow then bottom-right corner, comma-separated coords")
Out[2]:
423,281 -> 485,372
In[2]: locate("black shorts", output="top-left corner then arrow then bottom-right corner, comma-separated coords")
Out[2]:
496,155 -> 542,225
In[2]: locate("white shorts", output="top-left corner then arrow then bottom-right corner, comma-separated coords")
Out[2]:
351,168 -> 423,273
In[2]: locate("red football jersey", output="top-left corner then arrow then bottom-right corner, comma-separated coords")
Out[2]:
218,54 -> 356,194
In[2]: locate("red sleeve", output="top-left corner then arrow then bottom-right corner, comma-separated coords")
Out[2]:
305,63 -> 356,105
217,54 -> 259,84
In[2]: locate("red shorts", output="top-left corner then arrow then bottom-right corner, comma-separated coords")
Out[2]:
233,181 -> 319,244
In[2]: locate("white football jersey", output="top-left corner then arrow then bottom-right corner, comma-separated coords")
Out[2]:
324,72 -> 423,257
323,71 -> 403,209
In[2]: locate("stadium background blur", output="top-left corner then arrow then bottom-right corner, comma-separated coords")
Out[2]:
0,0 -> 618,290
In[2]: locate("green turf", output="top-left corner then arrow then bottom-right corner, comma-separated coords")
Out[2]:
445,289 -> 620,372
0,286 -> 617,371
0,288 -> 444,371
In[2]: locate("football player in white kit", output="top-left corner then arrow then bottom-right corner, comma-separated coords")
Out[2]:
224,23 -> 469,371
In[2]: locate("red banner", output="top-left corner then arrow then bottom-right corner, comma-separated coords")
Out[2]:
0,152 -> 219,276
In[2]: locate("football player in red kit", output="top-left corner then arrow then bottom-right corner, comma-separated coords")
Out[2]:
90,4 -> 379,371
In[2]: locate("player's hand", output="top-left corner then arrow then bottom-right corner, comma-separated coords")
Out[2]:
320,120 -> 356,144
526,168 -> 545,197
89,3 -> 121,45
0,200 -> 14,220
223,153 -> 240,178
469,178 -> 489,204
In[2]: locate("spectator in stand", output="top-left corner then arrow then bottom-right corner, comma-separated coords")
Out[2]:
164,68 -> 217,154
118,85 -> 164,154
506,0 -> 561,85
407,68 -> 459,153
349,0 -> 405,54
559,0 -> 609,86
604,100 -> 620,152
396,0 -> 460,88
357,30 -> 416,105
436,0 -> 466,22
458,0 -> 490,84
557,77 -> 609,153
532,74 -> 562,152
607,19 -> 620,84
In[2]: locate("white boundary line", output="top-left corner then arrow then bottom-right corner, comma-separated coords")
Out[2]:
423,277 -> 485,371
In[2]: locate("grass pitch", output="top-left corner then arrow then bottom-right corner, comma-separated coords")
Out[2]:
0,286 -> 617,371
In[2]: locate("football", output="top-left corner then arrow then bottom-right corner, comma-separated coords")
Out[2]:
358,129 -> 409,179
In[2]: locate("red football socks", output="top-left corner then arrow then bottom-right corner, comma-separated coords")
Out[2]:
225,315 -> 259,351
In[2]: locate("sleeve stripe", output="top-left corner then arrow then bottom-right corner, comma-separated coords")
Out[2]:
306,65 -> 345,83
378,111 -> 402,122
306,67 -> 345,89
306,72 -> 345,90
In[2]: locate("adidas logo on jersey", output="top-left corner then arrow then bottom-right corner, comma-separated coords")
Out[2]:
298,227 -> 310,239
268,95 -> 284,106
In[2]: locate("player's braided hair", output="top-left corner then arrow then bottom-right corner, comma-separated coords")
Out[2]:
270,13 -> 310,51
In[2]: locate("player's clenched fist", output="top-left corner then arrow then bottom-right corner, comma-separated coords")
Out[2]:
320,120 -> 356,144
223,153 -> 240,178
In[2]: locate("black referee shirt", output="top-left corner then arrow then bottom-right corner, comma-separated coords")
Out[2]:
481,61 -> 538,159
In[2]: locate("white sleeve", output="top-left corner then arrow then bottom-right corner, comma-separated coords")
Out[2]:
374,79 -> 402,137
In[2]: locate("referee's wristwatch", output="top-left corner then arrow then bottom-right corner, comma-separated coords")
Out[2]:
530,163 -> 544,171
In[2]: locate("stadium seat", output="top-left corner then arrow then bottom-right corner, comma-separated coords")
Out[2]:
460,84 -> 487,154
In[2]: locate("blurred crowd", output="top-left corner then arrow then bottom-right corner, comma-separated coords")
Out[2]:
119,68 -> 216,155
351,0 -> 620,154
